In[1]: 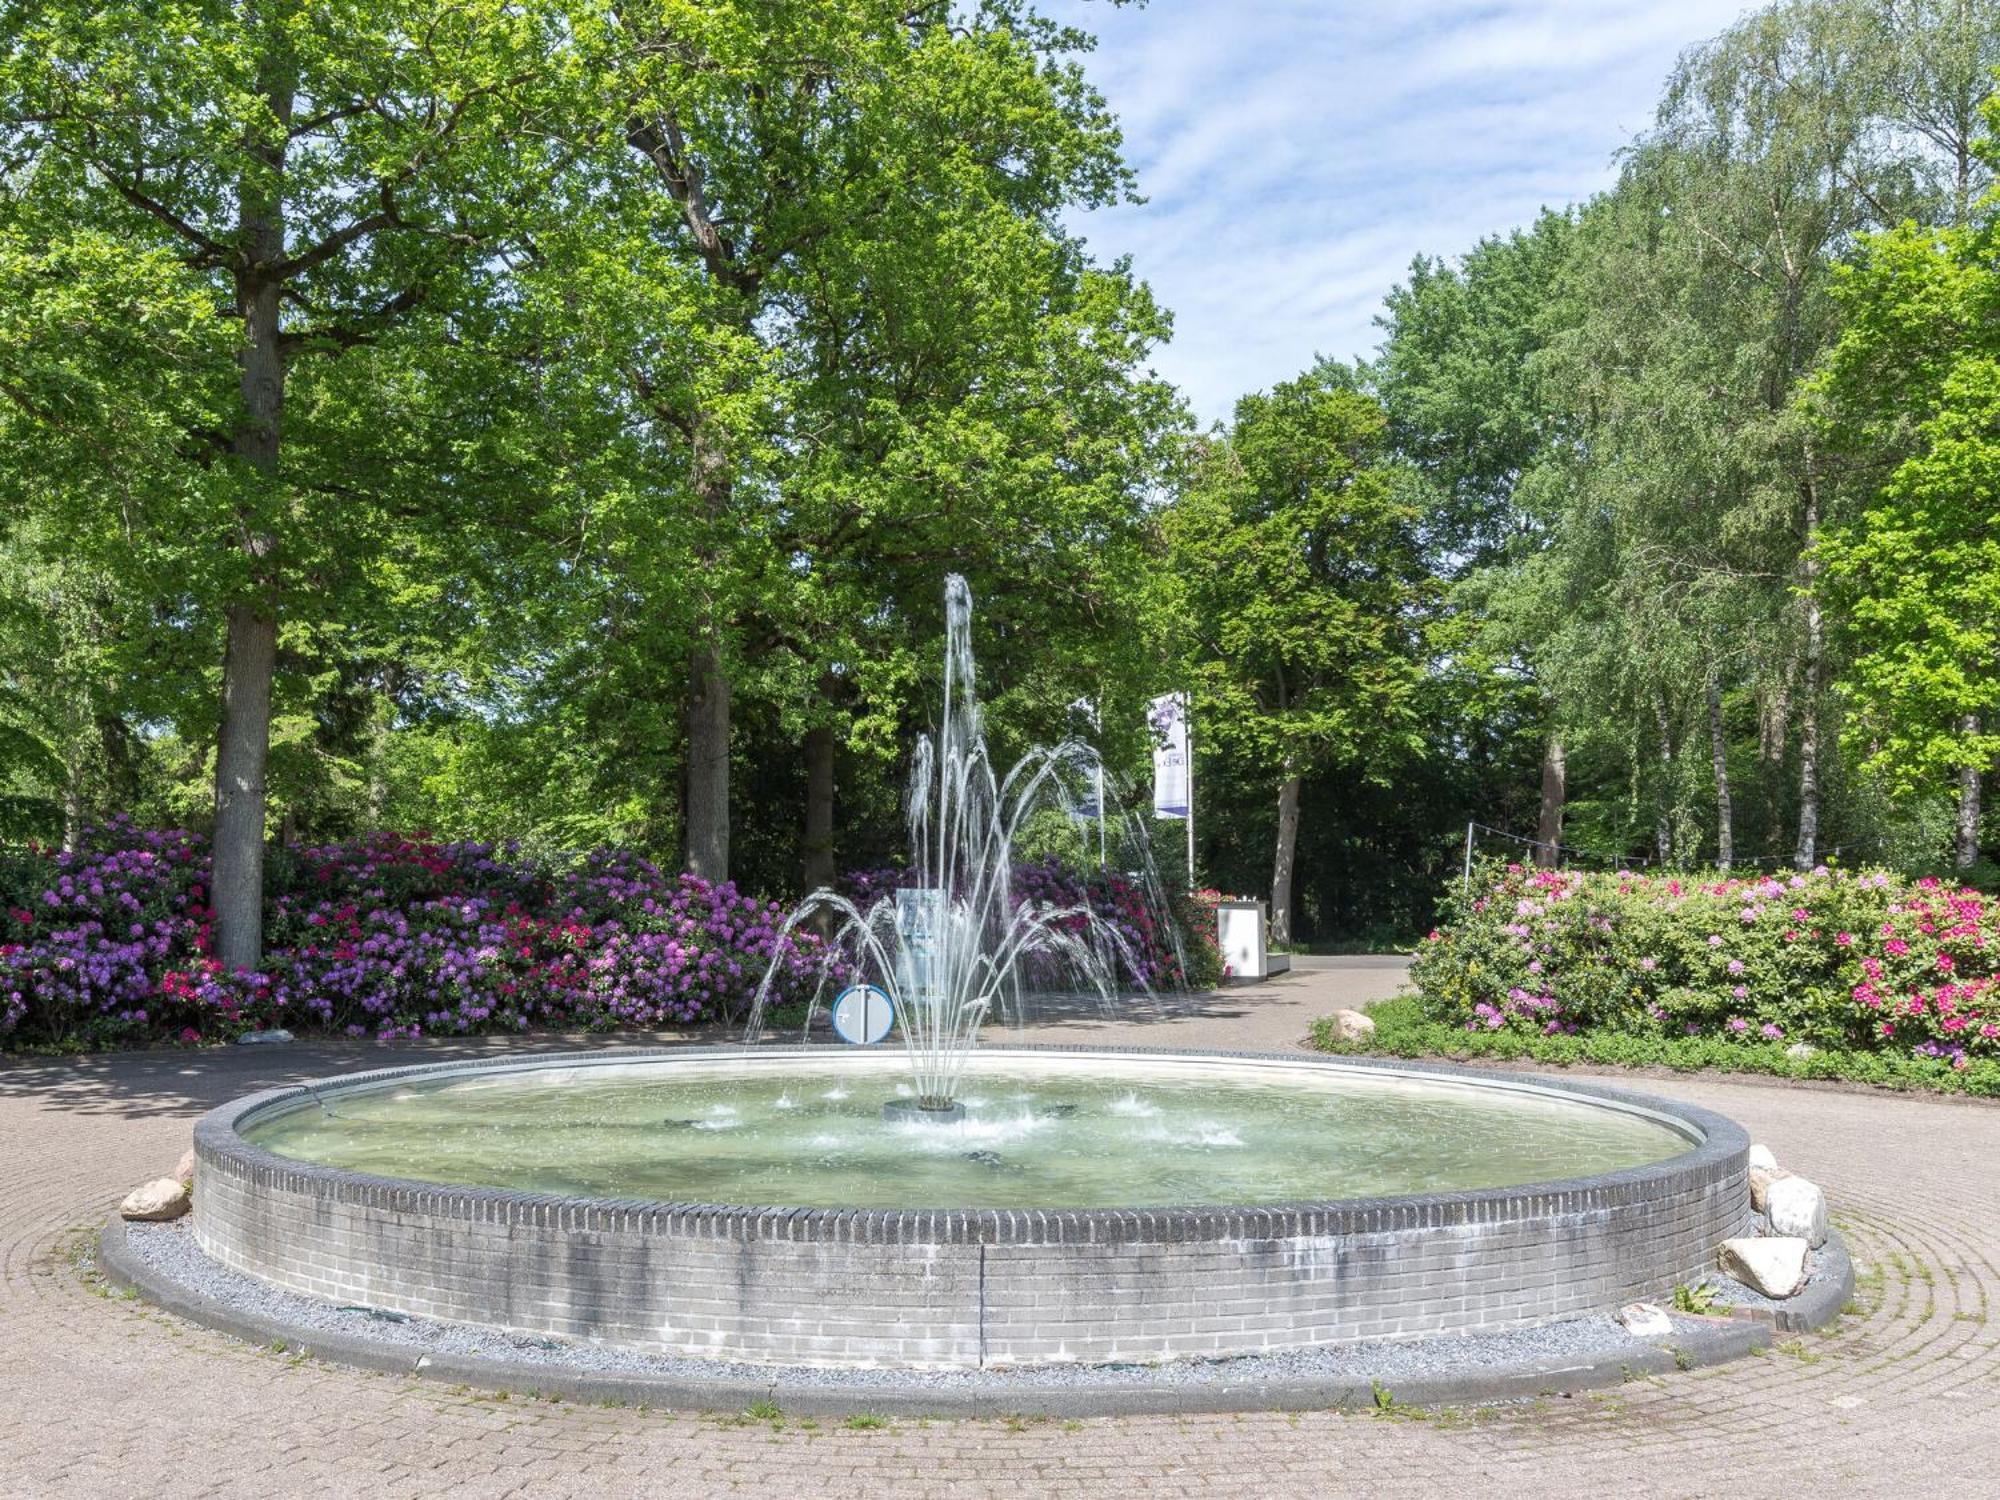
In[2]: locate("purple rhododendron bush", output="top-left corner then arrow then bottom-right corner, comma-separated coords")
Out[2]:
1413,862 -> 2000,1073
0,821 -> 829,1050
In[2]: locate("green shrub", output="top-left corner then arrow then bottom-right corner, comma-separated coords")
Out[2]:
1407,860 -> 1998,1068
1310,993 -> 2000,1096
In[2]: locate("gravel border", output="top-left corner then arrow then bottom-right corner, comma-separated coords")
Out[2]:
100,1216 -> 1853,1417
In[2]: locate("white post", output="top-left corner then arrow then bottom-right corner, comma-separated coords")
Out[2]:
1462,820 -> 1475,889
1185,711 -> 1197,892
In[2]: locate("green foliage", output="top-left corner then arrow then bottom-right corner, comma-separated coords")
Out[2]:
11,0 -> 2000,957
1164,370 -> 1431,790
1814,102 -> 2000,791
1373,209 -> 1580,569
1672,1282 -> 1722,1316
1160,368 -> 1433,935
0,0 -> 1182,906
1313,992 -> 2000,1096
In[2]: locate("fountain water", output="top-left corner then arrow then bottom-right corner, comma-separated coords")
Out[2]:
748,574 -> 1168,1114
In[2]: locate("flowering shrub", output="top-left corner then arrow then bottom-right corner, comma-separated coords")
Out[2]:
837,858 -> 1223,993
1414,861 -> 2000,1069
1,822 -> 827,1050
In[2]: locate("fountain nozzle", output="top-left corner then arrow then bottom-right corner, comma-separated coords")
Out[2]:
881,1097 -> 966,1125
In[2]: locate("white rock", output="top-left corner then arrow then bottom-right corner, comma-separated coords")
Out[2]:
1326,1008 -> 1376,1042
1749,1165 -> 1791,1214
174,1148 -> 195,1186
1785,1042 -> 1817,1061
1766,1176 -> 1828,1248
1719,1236 -> 1810,1298
120,1178 -> 191,1222
1748,1143 -> 1779,1173
236,1028 -> 294,1045
1619,1302 -> 1673,1337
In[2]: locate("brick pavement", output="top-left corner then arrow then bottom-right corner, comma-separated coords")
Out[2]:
2,958 -> 1993,1499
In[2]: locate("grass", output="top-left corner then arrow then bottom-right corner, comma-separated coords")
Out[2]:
1312,993 -> 2000,1097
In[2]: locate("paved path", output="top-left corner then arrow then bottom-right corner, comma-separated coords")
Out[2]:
3,958 -> 1995,1499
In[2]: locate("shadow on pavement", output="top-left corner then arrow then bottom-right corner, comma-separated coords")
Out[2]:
0,1032 -> 700,1123
0,958 -> 1409,1122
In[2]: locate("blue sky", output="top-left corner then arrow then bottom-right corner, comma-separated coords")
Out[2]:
1044,0 -> 1758,424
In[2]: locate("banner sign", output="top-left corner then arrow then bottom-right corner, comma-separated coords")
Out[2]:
1149,692 -> 1190,819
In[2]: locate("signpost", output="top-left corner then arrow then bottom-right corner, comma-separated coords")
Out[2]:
1150,692 -> 1195,890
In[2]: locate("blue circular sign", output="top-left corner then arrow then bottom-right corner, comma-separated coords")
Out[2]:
831,984 -> 895,1045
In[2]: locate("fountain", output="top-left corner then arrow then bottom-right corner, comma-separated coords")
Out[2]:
174,579 -> 1756,1375
746,573 -> 1166,1120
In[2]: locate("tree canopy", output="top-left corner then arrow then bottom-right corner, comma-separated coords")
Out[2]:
7,0 -> 2000,959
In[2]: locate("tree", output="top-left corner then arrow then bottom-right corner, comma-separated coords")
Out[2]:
1163,368 -> 1431,946
1372,211 -> 1581,863
1519,0 -> 1997,867
1814,117 -> 2000,864
1,0 -> 581,964
583,0 -> 1151,885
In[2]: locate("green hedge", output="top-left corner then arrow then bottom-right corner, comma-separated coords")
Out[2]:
1312,994 -> 2000,1097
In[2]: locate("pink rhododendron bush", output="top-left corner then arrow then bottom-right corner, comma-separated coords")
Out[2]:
1412,862 -> 2000,1073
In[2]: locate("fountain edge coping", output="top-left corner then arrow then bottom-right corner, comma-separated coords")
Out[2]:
190,1044 -> 1750,1246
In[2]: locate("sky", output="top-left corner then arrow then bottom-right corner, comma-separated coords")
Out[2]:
1042,0 -> 1760,424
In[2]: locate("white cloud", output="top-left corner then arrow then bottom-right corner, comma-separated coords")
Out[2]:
1045,0 -> 1757,422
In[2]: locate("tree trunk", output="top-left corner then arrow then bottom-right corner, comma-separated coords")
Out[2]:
1535,733 -> 1566,867
683,640 -> 730,881
1271,772 -> 1301,949
802,724 -> 836,891
1708,674 -> 1733,872
1654,696 -> 1675,866
211,40 -> 292,971
682,415 -> 732,882
1795,464 -> 1823,870
1957,714 -> 1981,871
60,770 -> 84,854
213,606 -> 277,969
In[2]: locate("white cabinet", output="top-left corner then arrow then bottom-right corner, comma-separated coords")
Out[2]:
1215,900 -> 1290,982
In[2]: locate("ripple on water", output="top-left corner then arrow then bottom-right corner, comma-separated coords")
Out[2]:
1146,1122 -> 1245,1148
889,1111 -> 1050,1152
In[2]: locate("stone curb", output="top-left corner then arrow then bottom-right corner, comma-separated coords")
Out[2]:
100,1217 -> 1851,1417
1720,1230 -> 1856,1335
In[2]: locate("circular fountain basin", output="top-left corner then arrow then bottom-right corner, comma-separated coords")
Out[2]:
193,1047 -> 1749,1370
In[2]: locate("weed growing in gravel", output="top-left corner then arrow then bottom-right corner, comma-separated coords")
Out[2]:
1673,1282 -> 1722,1315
